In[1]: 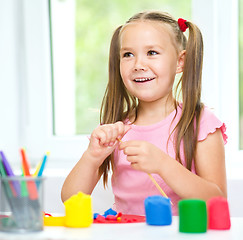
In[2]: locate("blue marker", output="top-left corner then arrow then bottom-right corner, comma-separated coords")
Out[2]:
36,152 -> 49,188
37,152 -> 49,177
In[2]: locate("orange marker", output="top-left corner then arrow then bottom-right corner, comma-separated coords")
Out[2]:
20,148 -> 38,200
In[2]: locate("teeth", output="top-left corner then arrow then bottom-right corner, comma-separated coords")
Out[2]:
134,77 -> 154,82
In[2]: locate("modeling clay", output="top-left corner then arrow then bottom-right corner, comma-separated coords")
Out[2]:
144,195 -> 172,226
207,196 -> 231,230
64,192 -> 92,228
96,215 -> 106,223
103,208 -> 117,217
179,199 -> 207,233
116,212 -> 122,217
93,214 -> 145,224
44,216 -> 65,226
106,215 -> 117,220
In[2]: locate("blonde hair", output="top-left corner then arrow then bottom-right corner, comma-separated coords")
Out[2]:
99,11 -> 204,186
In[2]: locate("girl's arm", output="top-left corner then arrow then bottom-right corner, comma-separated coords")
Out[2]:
61,122 -> 131,202
119,128 -> 227,200
61,151 -> 101,202
158,128 -> 226,199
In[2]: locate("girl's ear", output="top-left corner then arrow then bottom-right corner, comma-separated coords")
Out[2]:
176,50 -> 186,74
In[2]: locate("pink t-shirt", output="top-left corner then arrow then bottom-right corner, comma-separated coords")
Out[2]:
111,105 -> 227,216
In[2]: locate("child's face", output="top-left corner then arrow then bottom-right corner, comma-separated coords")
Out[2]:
119,21 -> 181,104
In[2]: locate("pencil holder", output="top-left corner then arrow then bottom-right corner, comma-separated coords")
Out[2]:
0,176 -> 45,233
178,199 -> 207,233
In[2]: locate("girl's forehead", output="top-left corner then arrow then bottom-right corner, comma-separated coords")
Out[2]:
119,20 -> 174,46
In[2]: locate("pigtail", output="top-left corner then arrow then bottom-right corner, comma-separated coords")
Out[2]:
98,26 -> 122,187
99,26 -> 137,186
175,21 -> 204,169
100,26 -> 123,124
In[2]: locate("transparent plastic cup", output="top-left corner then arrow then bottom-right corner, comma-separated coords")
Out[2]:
0,176 -> 44,233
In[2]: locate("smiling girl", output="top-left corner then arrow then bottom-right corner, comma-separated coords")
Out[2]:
61,11 -> 227,215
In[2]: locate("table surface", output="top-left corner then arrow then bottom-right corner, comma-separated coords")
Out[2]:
0,216 -> 242,240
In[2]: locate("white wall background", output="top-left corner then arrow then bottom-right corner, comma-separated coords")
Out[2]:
0,0 -> 20,161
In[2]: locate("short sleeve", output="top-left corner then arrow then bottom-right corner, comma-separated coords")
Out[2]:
198,107 -> 228,144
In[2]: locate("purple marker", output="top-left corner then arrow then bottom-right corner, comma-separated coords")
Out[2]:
0,151 -> 21,196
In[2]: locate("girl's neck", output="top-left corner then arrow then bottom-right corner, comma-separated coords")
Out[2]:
132,98 -> 176,126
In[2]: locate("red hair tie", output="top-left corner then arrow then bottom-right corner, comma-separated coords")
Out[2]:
178,18 -> 188,32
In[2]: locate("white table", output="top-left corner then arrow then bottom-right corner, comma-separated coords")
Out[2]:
0,216 -> 242,240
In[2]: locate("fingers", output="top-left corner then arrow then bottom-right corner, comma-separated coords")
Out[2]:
119,140 -> 140,150
121,145 -> 138,156
120,141 -> 165,174
119,141 -> 151,170
91,121 -> 131,147
119,141 -> 141,163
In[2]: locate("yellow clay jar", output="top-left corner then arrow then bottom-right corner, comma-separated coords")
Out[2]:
64,192 -> 93,228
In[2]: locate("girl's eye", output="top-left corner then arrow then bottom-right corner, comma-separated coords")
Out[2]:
123,52 -> 134,58
148,50 -> 158,56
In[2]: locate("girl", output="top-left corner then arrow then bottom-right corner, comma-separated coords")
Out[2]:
61,11 -> 227,215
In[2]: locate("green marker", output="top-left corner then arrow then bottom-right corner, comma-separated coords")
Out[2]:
0,157 -> 6,176
20,172 -> 29,197
0,156 -> 8,196
0,158 -> 13,197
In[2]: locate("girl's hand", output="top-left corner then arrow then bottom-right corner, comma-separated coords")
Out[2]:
119,140 -> 166,174
86,121 -> 131,168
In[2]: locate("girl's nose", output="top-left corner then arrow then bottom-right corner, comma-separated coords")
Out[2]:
134,57 -> 147,71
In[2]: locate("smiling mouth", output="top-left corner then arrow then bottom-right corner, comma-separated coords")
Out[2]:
134,77 -> 155,82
